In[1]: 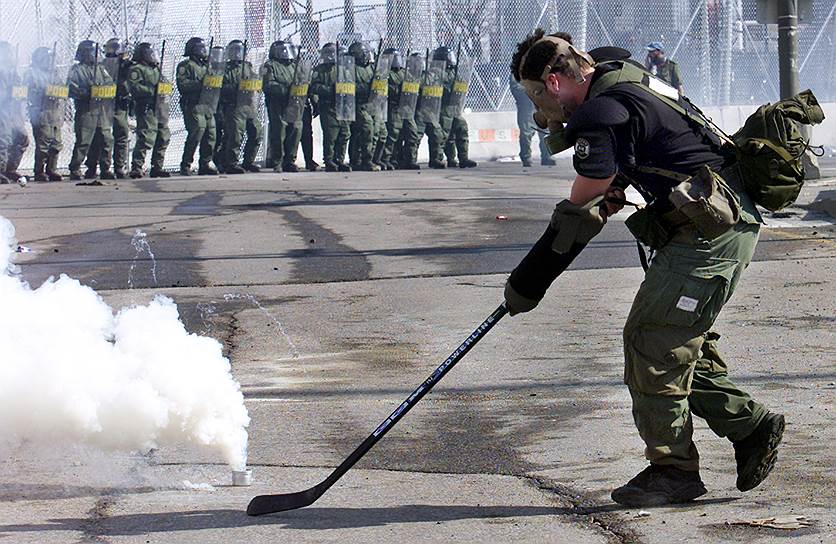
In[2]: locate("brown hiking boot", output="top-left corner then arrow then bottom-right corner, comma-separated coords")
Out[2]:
734,412 -> 785,492
611,464 -> 707,507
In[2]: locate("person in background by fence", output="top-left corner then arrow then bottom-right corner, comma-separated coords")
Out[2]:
127,42 -> 171,178
509,73 -> 554,167
25,46 -> 65,181
0,41 -> 30,183
645,42 -> 683,95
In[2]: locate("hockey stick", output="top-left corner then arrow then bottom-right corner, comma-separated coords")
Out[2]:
246,302 -> 508,516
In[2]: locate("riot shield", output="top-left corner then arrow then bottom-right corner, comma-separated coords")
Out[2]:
102,56 -> 121,81
237,62 -> 263,112
7,74 -> 28,127
36,66 -> 69,127
369,53 -> 391,122
416,59 -> 445,125
449,56 -> 473,116
335,54 -> 355,122
282,55 -> 312,124
90,62 -> 116,124
398,54 -> 423,120
198,51 -> 225,112
155,75 -> 172,122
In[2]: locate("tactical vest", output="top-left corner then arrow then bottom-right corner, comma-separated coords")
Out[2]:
548,59 -> 824,212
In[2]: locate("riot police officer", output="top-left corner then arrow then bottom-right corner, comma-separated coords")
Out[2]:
26,46 -> 66,181
127,42 -> 171,178
220,39 -> 262,174
67,40 -> 116,180
0,41 -> 30,183
375,48 -> 405,170
87,38 -> 132,179
176,37 -> 219,175
262,40 -> 301,173
347,41 -> 379,171
310,43 -> 351,172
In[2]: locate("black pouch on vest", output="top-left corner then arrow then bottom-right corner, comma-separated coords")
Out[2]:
625,207 -> 673,250
667,166 -> 740,240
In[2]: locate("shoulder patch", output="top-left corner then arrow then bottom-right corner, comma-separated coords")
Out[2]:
129,70 -> 141,81
178,65 -> 188,76
574,137 -> 591,160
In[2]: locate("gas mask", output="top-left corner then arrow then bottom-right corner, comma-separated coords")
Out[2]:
518,36 -> 594,131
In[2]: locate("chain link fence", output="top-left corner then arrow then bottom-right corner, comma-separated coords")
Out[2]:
2,0 -> 835,169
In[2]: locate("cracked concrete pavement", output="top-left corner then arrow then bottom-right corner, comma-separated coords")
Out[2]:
0,160 -> 833,543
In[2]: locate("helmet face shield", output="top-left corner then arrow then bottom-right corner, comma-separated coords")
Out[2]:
320,43 -> 337,64
209,46 -> 224,65
270,41 -> 295,61
226,41 -> 245,62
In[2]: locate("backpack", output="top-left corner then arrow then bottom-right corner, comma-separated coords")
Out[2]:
731,89 -> 825,211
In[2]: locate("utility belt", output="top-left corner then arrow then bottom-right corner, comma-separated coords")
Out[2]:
624,163 -> 745,250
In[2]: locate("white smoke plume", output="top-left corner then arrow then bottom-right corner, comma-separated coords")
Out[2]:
0,216 -> 250,470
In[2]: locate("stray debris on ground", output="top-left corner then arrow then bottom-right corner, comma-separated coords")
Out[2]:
729,515 -> 813,530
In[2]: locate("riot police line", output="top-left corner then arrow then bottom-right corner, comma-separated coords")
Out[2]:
0,37 -> 477,184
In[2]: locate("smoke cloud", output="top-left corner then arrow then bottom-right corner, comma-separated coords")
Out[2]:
0,216 -> 249,470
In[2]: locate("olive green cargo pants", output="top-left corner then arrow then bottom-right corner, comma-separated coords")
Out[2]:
623,188 -> 767,471
181,104 -> 216,170
444,115 -> 470,163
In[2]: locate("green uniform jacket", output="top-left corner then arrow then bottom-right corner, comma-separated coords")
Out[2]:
386,68 -> 405,123
655,60 -> 683,91
310,63 -> 338,118
220,61 -> 258,110
126,62 -> 161,112
262,59 -> 294,112
439,67 -> 457,120
355,64 -> 374,111
67,63 -> 115,116
176,58 -> 207,108
113,58 -> 132,111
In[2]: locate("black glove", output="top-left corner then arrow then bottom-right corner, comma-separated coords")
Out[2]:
505,225 -> 587,316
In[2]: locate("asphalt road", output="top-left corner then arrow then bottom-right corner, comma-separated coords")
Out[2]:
0,160 -> 833,543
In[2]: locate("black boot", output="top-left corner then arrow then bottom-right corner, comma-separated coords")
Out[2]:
33,150 -> 48,182
46,153 -> 63,181
459,158 -> 478,168
150,168 -> 171,178
734,412 -> 785,492
428,160 -> 446,169
611,464 -> 707,507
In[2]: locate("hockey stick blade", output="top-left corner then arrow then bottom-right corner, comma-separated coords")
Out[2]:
247,485 -> 323,515
246,303 -> 507,516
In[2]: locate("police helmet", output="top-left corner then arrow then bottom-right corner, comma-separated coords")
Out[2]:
226,40 -> 245,62
31,47 -> 53,71
383,47 -> 403,70
184,37 -> 208,59
432,46 -> 456,67
348,41 -> 372,67
319,43 -> 337,64
104,37 -> 127,58
645,42 -> 664,53
132,42 -> 159,66
75,40 -> 98,65
269,40 -> 295,61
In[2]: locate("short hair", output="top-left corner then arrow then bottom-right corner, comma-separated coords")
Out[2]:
510,29 -> 574,82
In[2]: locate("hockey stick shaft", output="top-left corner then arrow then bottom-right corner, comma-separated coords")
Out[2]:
247,302 -> 507,515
